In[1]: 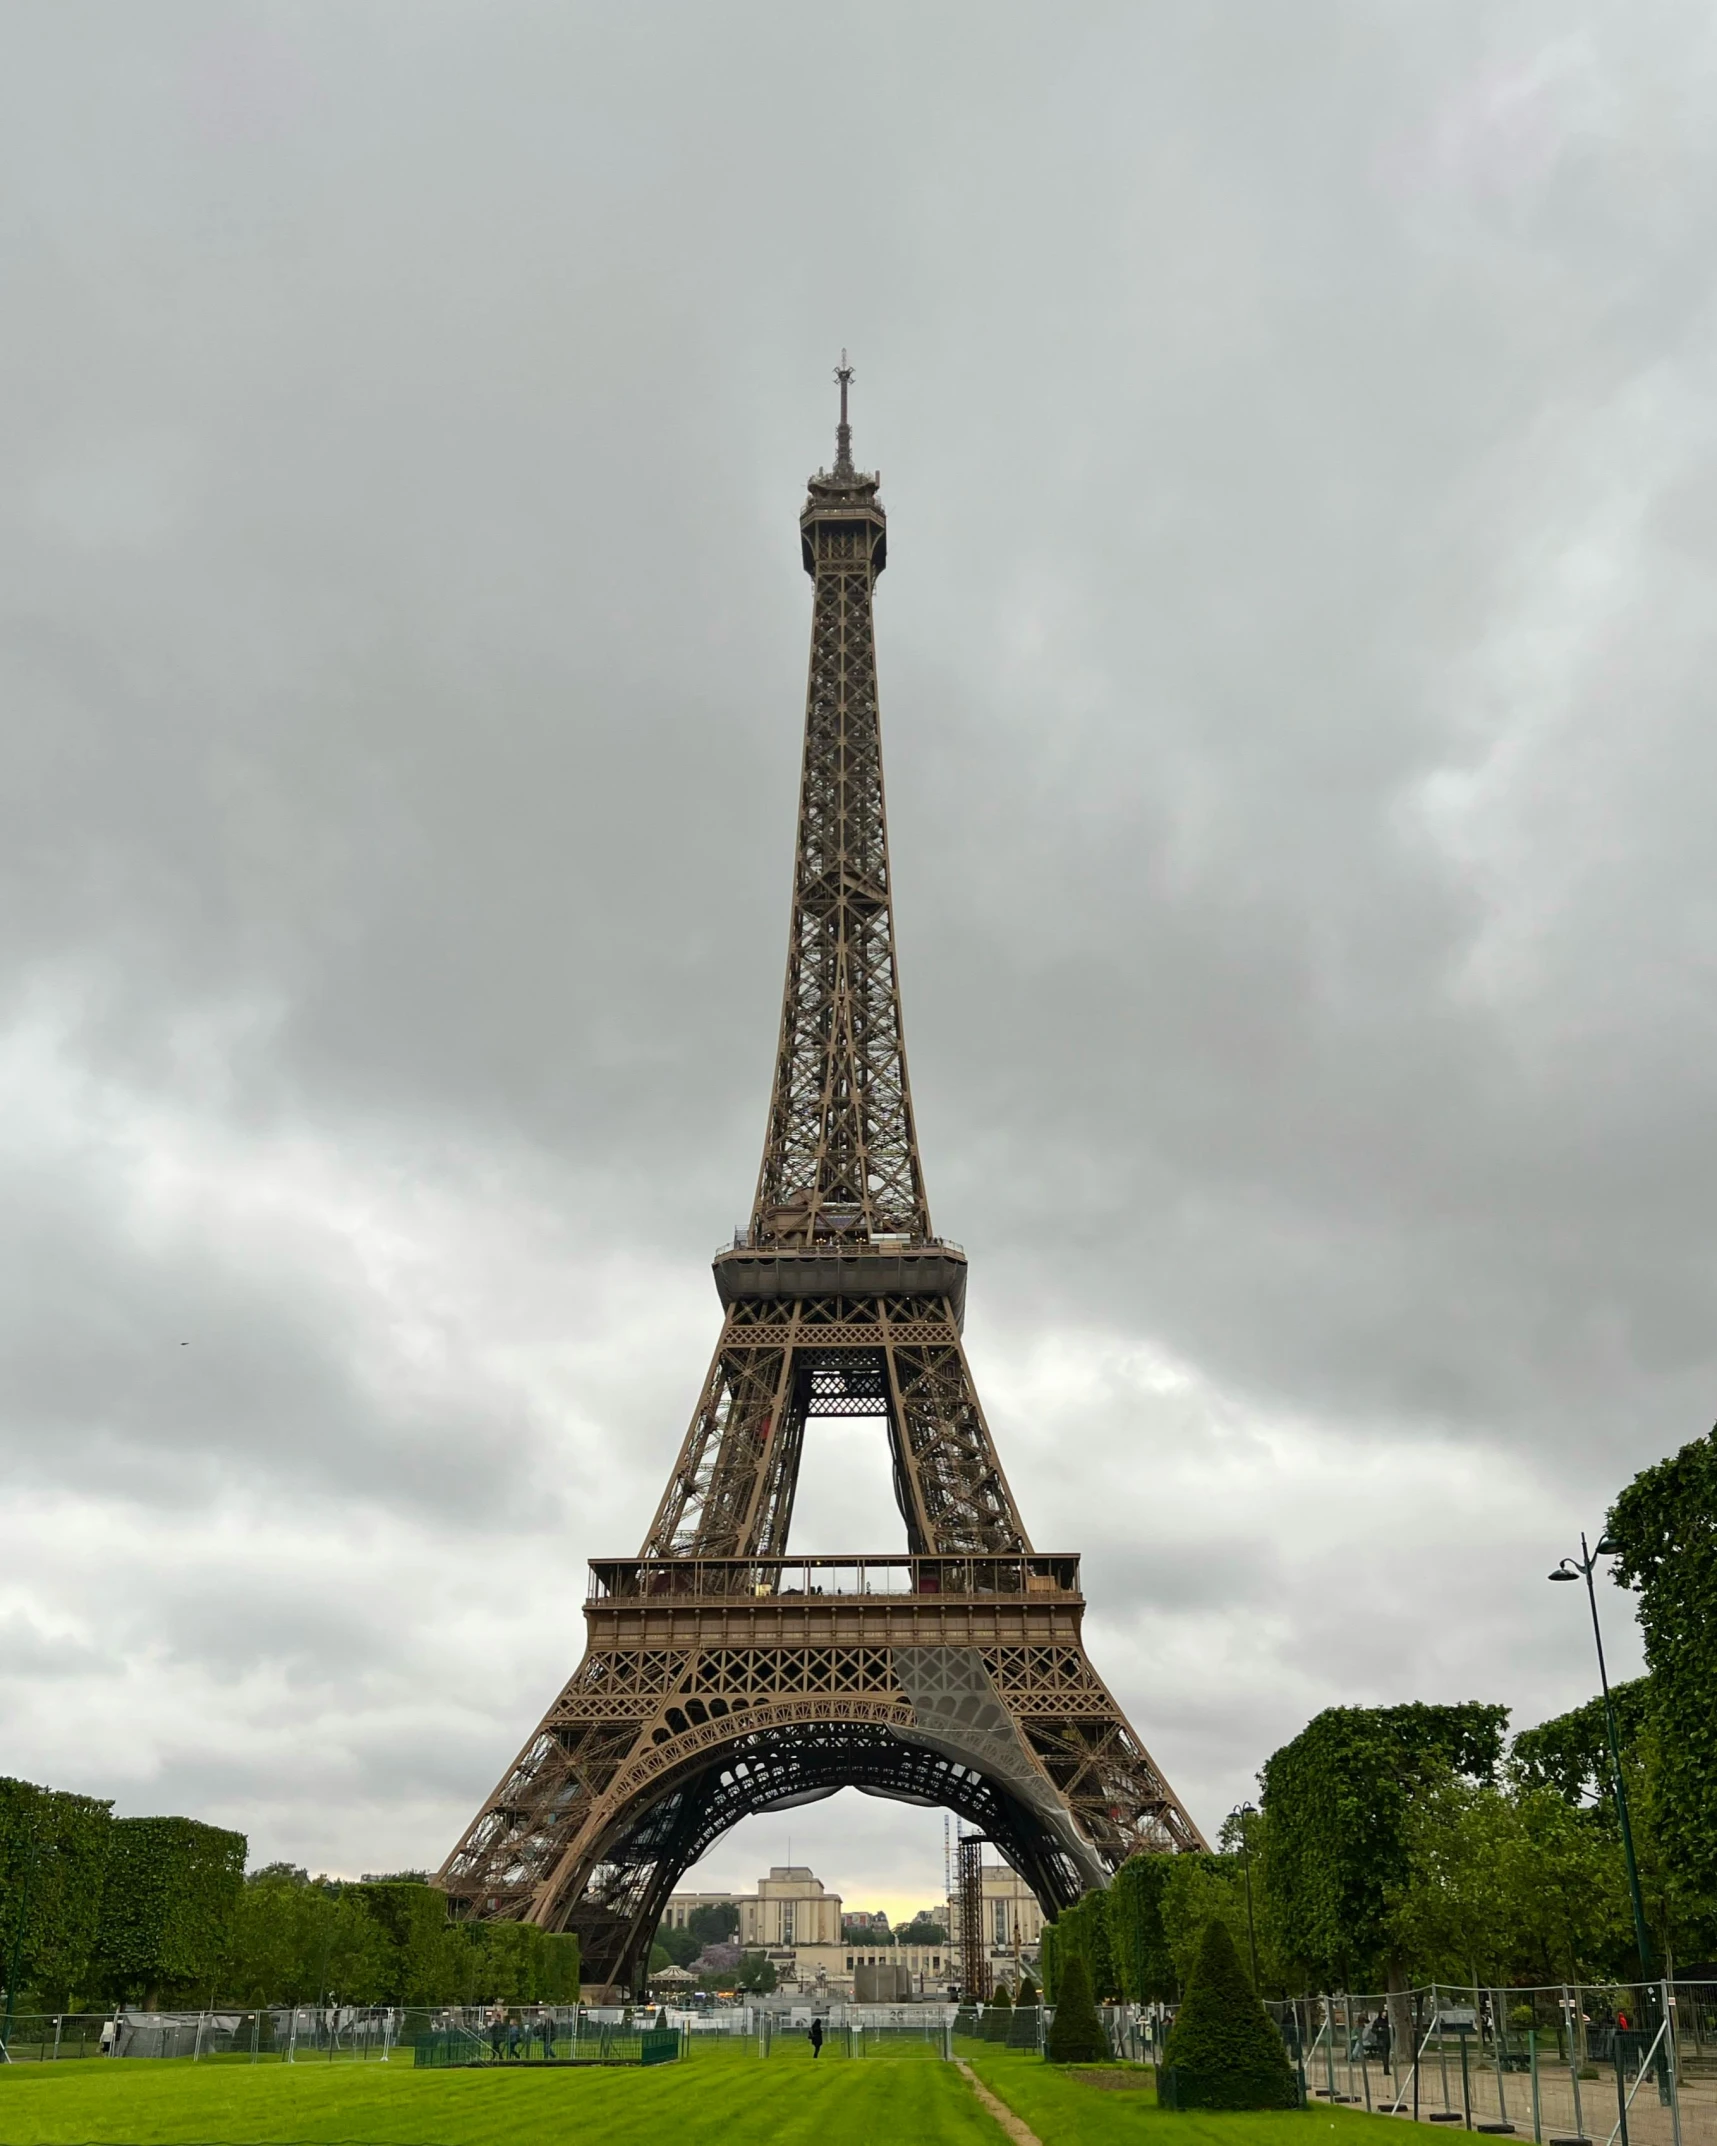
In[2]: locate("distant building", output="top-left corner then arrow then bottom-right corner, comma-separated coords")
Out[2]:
662,1865 -> 951,1995
739,1866 -> 843,1952
843,1934 -> 950,1994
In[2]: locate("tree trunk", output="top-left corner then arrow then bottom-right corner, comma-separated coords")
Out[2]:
1386,1958 -> 1415,2078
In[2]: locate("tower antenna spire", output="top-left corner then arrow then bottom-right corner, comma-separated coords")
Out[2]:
834,348 -> 854,474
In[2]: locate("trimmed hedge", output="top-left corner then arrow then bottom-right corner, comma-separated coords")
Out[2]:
1159,1917 -> 1298,2110
1007,1975 -> 1040,2047
95,1816 -> 245,2003
0,1777 -> 114,2003
1610,1428 -> 1717,1936
1046,1950 -> 1108,2062
347,1880 -> 458,2005
1110,1851 -> 1178,2002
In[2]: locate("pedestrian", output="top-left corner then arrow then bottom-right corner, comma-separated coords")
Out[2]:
98,2017 -> 117,2058
537,2009 -> 555,2060
506,2009 -> 525,2060
809,2016 -> 824,2060
486,2001 -> 506,2061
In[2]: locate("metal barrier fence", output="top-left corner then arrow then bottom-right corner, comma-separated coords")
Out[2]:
0,2001 -> 958,2067
414,2019 -> 679,2067
1264,1981 -> 1717,2145
0,2006 -> 404,2064
756,2004 -> 955,2058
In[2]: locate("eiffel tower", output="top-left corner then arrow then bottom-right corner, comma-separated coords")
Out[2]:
438,361 -> 1206,1991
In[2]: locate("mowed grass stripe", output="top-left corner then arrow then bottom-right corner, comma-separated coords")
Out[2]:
0,2049 -> 1005,2146
961,2046 -> 1436,2146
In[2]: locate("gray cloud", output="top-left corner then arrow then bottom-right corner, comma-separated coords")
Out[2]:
0,2 -> 1698,1905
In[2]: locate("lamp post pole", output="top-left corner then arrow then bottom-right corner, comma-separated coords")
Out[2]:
1230,1802 -> 1262,1991
1548,1533 -> 1653,1975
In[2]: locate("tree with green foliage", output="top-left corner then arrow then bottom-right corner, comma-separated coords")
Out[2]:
1050,1887 -> 1117,2000
1609,1426 -> 1717,1948
1513,1681 -> 1654,1805
94,1816 -> 245,2005
1501,1782 -> 1630,1982
1511,1681 -> 1675,1956
734,1950 -> 777,1992
1045,1949 -> 1108,2062
1261,1702 -> 1507,1985
541,1932 -> 581,2000
1159,1918 -> 1298,2110
1388,1765 -> 1630,1987
464,1918 -> 576,2003
652,1922 -> 702,1969
224,1867 -> 393,2005
1162,1853 -> 1261,1994
0,1777 -> 113,2006
345,1880 -> 458,2005
1109,1854 -> 1178,2002
684,1903 -> 739,1947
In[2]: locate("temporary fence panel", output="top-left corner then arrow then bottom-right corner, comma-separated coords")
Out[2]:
1271,1979 -> 1715,2146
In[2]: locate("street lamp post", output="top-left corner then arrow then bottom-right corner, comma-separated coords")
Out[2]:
1230,1802 -> 1262,1991
1548,1532 -> 1653,1975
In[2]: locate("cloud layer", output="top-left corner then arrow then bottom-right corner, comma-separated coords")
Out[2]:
4,2 -> 1708,1913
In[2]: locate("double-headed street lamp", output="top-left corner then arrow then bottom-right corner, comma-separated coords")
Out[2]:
1548,1531 -> 1653,1975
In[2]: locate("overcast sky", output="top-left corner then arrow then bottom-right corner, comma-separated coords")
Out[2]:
3,2 -> 1712,1921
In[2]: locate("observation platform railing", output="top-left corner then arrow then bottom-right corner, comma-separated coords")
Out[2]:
587,1553 -> 1082,1603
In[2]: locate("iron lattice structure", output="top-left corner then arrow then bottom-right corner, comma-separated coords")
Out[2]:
438,367 -> 1206,1992
957,1830 -> 991,2003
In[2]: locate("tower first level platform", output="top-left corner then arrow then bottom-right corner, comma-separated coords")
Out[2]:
442,1553 -> 1200,1991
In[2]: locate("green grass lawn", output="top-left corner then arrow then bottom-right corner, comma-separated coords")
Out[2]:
0,2040 -> 1455,2146
962,2046 -> 1426,2146
0,2041 -> 1000,2146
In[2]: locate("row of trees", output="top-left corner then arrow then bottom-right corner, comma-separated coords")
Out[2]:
645,1901 -> 780,1989
1041,1424 -> 1716,2001
649,1901 -> 738,1970
0,1783 -> 578,2010
1045,1698 -> 1682,2005
0,1780 -> 244,2008
224,1866 -> 579,2006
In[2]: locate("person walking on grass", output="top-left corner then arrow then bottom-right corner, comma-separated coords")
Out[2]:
486,2002 -> 506,2061
538,2009 -> 555,2060
809,2016 -> 825,2059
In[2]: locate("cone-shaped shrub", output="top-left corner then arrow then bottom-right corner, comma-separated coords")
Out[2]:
1007,1978 -> 1040,2048
1159,1918 -> 1298,2110
1046,1951 -> 1109,2062
982,1984 -> 1013,2040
